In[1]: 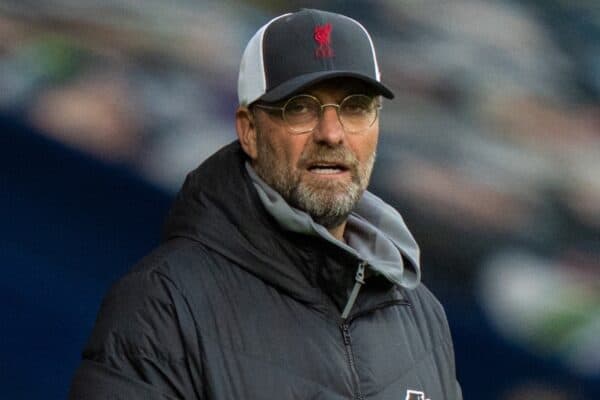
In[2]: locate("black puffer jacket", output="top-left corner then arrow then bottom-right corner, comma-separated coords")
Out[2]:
70,141 -> 462,400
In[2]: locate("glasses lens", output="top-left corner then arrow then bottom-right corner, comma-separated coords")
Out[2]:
283,95 -> 320,133
340,95 -> 378,132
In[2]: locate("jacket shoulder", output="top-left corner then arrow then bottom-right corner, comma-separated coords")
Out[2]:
400,283 -> 462,399
70,238 -> 211,399
131,237 -> 218,277
402,283 -> 455,347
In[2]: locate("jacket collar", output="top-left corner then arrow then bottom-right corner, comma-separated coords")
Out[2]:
246,162 -> 420,289
163,141 -> 420,310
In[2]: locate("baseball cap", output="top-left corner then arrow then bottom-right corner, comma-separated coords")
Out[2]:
238,9 -> 394,106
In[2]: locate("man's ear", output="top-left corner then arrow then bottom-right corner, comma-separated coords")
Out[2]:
236,106 -> 258,160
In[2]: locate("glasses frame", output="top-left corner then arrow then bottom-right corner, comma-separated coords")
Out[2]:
253,93 -> 382,135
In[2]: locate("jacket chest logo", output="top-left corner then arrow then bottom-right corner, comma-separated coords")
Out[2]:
405,390 -> 431,400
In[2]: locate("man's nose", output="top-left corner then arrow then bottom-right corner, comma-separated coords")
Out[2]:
312,105 -> 344,145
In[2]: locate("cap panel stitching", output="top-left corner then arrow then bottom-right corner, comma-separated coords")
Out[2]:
337,14 -> 381,81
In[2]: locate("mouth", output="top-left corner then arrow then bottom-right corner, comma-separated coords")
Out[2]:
306,162 -> 350,175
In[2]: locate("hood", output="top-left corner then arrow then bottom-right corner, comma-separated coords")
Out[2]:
163,141 -> 325,305
247,163 -> 420,289
162,141 -> 420,307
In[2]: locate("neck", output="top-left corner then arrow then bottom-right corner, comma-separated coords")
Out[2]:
328,222 -> 347,242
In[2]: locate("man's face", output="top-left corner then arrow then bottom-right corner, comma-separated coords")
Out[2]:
248,79 -> 380,229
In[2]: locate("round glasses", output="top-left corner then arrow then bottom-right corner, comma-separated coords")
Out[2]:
253,94 -> 381,134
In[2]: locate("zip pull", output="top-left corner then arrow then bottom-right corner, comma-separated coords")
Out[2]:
341,262 -> 367,321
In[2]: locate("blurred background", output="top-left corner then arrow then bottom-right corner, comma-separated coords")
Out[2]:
0,0 -> 598,398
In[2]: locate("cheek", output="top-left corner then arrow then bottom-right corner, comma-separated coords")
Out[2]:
259,128 -> 304,171
274,139 -> 297,170
351,131 -> 379,162
286,136 -> 313,168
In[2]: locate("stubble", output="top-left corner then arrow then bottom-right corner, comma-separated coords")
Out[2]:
253,131 -> 375,229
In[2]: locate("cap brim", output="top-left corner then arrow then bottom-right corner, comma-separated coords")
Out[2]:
258,71 -> 394,103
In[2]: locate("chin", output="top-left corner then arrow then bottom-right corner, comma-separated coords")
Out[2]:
293,182 -> 362,222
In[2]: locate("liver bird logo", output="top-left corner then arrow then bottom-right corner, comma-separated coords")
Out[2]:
313,23 -> 334,58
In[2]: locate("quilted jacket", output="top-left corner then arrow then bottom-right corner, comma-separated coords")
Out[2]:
69,141 -> 462,400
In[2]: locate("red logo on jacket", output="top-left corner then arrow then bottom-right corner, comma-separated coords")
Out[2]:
314,23 -> 334,58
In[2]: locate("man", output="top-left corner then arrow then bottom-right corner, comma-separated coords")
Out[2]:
70,9 -> 462,400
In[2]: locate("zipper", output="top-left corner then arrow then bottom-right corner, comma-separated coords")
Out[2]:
341,262 -> 366,320
341,322 -> 364,400
338,262 -> 412,399
339,262 -> 367,400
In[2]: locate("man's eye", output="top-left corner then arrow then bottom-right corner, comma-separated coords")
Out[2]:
286,101 -> 313,115
343,102 -> 369,114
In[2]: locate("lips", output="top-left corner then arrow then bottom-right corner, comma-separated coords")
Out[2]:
307,161 -> 350,174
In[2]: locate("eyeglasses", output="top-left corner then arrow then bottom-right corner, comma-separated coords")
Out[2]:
253,94 -> 381,135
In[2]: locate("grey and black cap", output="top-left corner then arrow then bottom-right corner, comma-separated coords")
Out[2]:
238,9 -> 394,106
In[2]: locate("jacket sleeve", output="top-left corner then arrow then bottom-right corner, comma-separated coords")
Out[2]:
438,304 -> 463,400
69,268 -> 201,399
418,284 -> 463,400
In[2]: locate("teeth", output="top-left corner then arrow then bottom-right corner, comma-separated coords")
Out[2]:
311,167 -> 341,174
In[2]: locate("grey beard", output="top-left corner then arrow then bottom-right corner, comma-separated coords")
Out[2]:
253,139 -> 375,230
286,173 -> 363,229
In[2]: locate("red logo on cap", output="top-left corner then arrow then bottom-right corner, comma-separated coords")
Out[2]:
314,23 -> 334,58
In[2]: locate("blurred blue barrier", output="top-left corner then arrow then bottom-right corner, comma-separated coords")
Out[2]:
0,114 -> 172,399
446,301 -> 599,399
